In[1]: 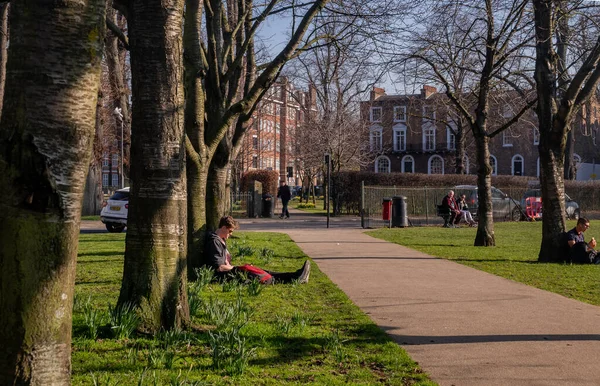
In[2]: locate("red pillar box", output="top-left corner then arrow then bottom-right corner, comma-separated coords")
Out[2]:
382,198 -> 393,221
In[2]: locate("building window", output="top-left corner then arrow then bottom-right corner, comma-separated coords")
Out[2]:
370,126 -> 383,152
447,127 -> 456,150
490,155 -> 497,176
287,166 -> 293,178
533,127 -> 540,145
375,156 -> 390,173
402,155 -> 414,173
112,153 -> 118,167
393,106 -> 406,122
393,124 -> 406,151
503,130 -> 513,147
252,155 -> 258,168
423,123 -> 436,151
252,135 -> 258,150
423,106 -> 435,121
102,173 -> 109,187
112,174 -> 119,187
512,154 -> 524,176
428,155 -> 444,174
102,153 -> 109,167
370,107 -> 382,122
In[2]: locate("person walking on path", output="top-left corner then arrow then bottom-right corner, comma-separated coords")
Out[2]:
277,180 -> 292,219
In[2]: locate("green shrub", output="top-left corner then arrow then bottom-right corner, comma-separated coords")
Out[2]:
297,203 -> 315,209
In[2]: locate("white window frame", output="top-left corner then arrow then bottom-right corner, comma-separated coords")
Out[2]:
490,155 -> 497,176
393,106 -> 407,122
393,124 -> 407,152
112,153 -> 118,166
112,174 -> 119,187
423,106 -> 435,122
370,106 -> 382,122
401,155 -> 414,173
423,123 -> 436,151
370,125 -> 383,152
428,155 -> 444,175
503,131 -> 513,147
102,173 -> 109,186
533,127 -> 540,145
375,156 -> 391,173
446,126 -> 456,150
512,154 -> 524,176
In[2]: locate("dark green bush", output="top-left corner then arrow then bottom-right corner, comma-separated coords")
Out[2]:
240,170 -> 279,196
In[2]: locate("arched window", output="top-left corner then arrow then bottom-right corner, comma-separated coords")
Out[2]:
375,156 -> 391,173
512,154 -> 524,176
401,155 -> 414,173
428,155 -> 444,174
490,155 -> 497,176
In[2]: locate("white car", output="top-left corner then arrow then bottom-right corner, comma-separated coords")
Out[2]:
100,187 -> 129,233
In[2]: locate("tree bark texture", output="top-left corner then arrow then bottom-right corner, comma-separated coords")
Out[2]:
0,2 -> 9,120
118,0 -> 190,332
0,1 -> 105,384
533,0 -> 569,262
474,136 -> 496,246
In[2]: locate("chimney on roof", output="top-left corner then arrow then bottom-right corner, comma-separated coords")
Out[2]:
421,85 -> 437,98
370,87 -> 386,101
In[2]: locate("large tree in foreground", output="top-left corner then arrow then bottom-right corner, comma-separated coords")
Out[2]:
0,1 -> 106,383
533,0 -> 600,262
116,0 -> 190,332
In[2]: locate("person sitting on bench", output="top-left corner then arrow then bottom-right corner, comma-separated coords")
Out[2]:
441,190 -> 462,228
203,215 -> 311,283
457,194 -> 476,227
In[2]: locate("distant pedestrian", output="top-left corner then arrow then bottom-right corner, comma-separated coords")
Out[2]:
277,180 -> 292,219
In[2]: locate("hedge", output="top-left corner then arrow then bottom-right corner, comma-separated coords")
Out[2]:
241,170 -> 279,196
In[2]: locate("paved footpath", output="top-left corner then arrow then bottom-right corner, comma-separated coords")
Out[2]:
239,211 -> 600,386
83,210 -> 600,385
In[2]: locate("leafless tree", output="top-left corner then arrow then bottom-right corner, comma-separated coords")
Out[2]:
533,0 -> 600,262
400,0 -> 536,246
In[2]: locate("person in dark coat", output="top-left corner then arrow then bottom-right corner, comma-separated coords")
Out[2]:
277,180 -> 292,219
441,190 -> 462,227
203,216 -> 311,283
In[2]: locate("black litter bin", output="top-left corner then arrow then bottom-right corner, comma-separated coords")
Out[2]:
261,194 -> 274,218
392,195 -> 408,227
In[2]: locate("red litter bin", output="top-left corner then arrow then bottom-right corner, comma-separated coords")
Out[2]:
382,198 -> 392,221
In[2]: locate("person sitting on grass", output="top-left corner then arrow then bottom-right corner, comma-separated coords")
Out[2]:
441,190 -> 462,228
562,217 -> 599,264
203,215 -> 311,284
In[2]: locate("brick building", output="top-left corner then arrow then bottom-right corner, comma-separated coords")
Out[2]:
237,77 -> 316,185
361,86 -> 600,179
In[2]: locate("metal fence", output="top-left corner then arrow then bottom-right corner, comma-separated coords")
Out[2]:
230,191 -> 254,217
361,184 -> 531,229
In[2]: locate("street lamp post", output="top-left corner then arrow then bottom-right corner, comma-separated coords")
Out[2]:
114,107 -> 124,188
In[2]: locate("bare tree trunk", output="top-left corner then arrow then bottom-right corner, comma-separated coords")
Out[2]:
0,1 -> 105,383
474,136 -> 495,246
0,2 -> 8,120
118,0 -> 190,333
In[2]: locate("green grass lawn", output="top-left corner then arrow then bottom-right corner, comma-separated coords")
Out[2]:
73,232 -> 434,385
290,198 -> 327,214
367,220 -> 600,307
81,215 -> 100,221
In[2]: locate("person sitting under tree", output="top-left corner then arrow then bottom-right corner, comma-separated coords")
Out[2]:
562,217 -> 599,264
203,216 -> 311,283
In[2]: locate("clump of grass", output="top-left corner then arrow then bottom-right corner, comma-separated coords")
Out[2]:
156,328 -> 191,349
194,266 -> 215,289
274,314 -> 294,335
246,278 -> 263,296
148,347 -> 176,369
202,294 -> 251,331
108,302 -> 140,339
208,328 -> 256,376
260,247 -> 275,264
83,306 -> 106,340
290,310 -> 312,331
235,244 -> 255,258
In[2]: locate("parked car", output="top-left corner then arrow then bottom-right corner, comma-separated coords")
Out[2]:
520,189 -> 580,220
100,187 -> 129,233
453,185 -> 523,221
